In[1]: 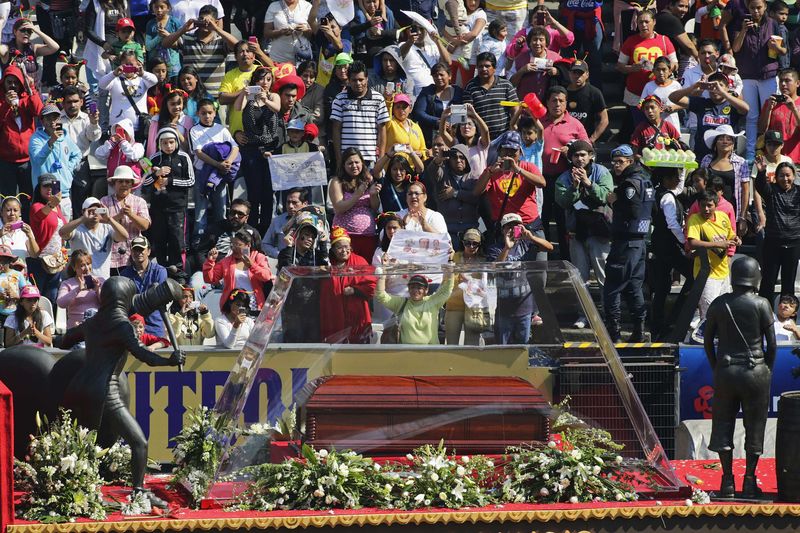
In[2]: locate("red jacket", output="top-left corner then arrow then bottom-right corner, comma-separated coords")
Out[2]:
30,202 -> 67,249
0,64 -> 43,163
202,251 -> 273,311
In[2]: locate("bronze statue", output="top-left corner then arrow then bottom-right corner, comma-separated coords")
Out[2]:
704,256 -> 776,499
54,277 -> 185,507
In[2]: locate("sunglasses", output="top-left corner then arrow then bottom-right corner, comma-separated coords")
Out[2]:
463,241 -> 480,247
230,210 -> 248,218
19,28 -> 33,35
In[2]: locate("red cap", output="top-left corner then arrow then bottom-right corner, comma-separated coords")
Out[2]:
304,123 -> 319,140
129,314 -> 145,324
116,18 -> 136,31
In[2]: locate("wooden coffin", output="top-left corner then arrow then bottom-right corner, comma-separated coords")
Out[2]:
303,376 -> 550,455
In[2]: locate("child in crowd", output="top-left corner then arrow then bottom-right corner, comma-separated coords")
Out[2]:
169,286 -> 215,345
511,111 -> 544,208
640,56 -> 682,131
190,98 -> 240,238
718,55 -> 743,96
768,0 -> 790,70
146,57 -> 172,116
48,60 -> 93,110
774,294 -> 800,342
145,0 -> 182,78
4,285 -> 53,347
95,118 -> 145,182
630,94 -> 682,153
478,19 -> 507,76
99,51 -> 158,137
146,88 -> 193,157
0,245 -> 26,318
103,17 -> 145,67
130,314 -> 171,349
443,0 -> 487,86
143,127 -> 196,270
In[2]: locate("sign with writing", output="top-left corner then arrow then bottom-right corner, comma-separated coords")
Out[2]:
268,151 -> 327,191
385,229 -> 450,264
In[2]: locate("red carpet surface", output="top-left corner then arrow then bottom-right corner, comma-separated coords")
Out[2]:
9,458 -> 789,529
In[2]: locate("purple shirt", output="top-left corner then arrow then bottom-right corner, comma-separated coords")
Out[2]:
734,17 -> 780,80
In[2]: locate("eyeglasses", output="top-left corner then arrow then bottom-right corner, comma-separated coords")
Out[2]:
463,241 -> 480,247
407,191 -> 424,196
19,29 -> 33,34
230,210 -> 249,218
610,158 -> 628,165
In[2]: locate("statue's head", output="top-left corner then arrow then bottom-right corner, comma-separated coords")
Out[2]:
98,277 -> 138,312
730,256 -> 761,291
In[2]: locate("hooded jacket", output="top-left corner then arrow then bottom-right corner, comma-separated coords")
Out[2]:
369,45 -> 408,95
95,118 -> 145,178
0,64 -> 43,163
143,127 -> 195,211
422,143 -> 480,231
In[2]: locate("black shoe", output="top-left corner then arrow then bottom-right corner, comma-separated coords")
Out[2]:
607,321 -> 621,343
628,321 -> 646,343
742,475 -> 763,499
133,487 -> 168,509
718,474 -> 735,498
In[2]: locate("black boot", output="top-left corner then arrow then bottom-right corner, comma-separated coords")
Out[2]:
718,473 -> 735,498
628,321 -> 646,343
606,319 -> 621,343
742,475 -> 763,498
133,487 -> 168,509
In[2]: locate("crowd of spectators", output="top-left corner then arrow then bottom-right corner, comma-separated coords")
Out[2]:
1,0 -> 800,348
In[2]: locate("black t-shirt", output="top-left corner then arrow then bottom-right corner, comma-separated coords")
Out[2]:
687,96 -> 741,161
567,83 -> 606,137
655,11 -> 686,58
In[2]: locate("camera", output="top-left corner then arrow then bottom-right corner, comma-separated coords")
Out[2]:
121,64 -> 138,74
393,143 -> 409,153
513,225 -> 523,240
9,220 -> 23,231
189,301 -> 201,310
95,207 -> 108,216
536,9 -> 546,25
449,104 -> 467,124
502,159 -> 512,171
774,93 -> 788,103
84,275 -> 95,289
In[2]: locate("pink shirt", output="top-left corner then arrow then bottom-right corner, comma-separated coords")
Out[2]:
540,113 -> 589,177
100,193 -> 151,269
513,49 -> 562,102
332,190 -> 377,236
56,276 -> 106,328
505,26 -> 574,59
687,196 -> 737,256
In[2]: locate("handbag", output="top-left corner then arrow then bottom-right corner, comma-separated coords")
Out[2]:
380,299 -> 408,344
118,77 -> 151,144
41,249 -> 68,274
464,306 -> 492,333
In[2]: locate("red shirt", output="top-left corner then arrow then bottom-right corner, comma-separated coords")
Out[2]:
513,49 -> 562,102
630,120 -> 682,152
484,161 -> 543,224
619,33 -> 676,96
763,97 -> 800,161
541,113 -> 588,176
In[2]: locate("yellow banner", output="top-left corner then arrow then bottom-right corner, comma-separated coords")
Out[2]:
122,345 -> 553,462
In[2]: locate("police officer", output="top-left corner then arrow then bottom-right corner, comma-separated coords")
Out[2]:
603,144 -> 655,343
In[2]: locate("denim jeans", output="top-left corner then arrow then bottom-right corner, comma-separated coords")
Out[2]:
742,77 -> 778,158
494,312 -> 531,345
193,178 -> 228,240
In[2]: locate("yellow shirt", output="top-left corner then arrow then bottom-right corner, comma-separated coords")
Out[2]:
485,0 -> 527,10
385,118 -> 427,158
219,67 -> 257,134
686,211 -> 735,280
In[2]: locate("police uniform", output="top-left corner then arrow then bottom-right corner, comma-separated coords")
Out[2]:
603,161 -> 655,342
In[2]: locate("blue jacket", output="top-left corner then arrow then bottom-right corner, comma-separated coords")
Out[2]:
411,84 -> 464,145
29,127 -> 81,196
121,260 -> 168,337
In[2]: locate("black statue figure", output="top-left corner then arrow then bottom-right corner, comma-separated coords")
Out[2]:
54,277 -> 185,507
704,256 -> 776,499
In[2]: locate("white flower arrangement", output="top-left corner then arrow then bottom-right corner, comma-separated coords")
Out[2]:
170,406 -> 233,507
502,401 -> 651,504
691,488 -> 711,504
99,440 -> 133,485
15,410 -> 107,522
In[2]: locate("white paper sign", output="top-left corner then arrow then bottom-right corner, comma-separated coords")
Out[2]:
386,229 -> 450,264
328,0 -> 355,27
268,151 -> 327,191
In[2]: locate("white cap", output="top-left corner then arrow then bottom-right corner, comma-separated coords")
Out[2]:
82,197 -> 102,210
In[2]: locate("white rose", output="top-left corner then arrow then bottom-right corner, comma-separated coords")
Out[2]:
539,488 -> 549,497
569,496 -> 579,504
313,489 -> 325,498
438,492 -> 447,500
325,495 -> 333,504
406,454 -> 414,461
486,460 -> 494,467
373,463 -> 381,471
685,499 -> 693,507
424,499 -> 431,506
592,465 -> 601,475
542,473 -> 550,480
318,449 -> 329,458
570,450 -> 582,460
615,456 -> 623,465
615,493 -> 624,501
402,491 -> 409,497
430,473 -> 439,482
414,494 -> 425,503
456,466 -> 466,476
304,478 -> 312,485
461,456 -> 470,462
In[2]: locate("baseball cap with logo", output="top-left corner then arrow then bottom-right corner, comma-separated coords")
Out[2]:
131,236 -> 150,250
116,17 -> 136,31
570,60 -> 588,74
764,130 -> 784,145
500,213 -> 523,227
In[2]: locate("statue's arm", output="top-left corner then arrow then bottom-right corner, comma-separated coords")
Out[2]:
53,324 -> 85,350
704,307 -> 719,370
761,301 -> 777,369
124,327 -> 173,367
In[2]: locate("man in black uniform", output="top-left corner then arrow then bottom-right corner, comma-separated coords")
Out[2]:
704,256 -> 775,499
603,144 -> 655,343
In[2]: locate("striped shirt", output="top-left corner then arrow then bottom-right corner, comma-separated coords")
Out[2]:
330,88 -> 390,163
181,33 -> 228,97
462,76 -> 518,139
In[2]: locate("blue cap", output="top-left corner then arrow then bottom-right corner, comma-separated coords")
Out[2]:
610,144 -> 635,158
499,130 -> 523,151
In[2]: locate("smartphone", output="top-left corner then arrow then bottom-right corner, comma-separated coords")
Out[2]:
536,9 -> 546,25
122,64 -> 138,74
189,300 -> 200,310
393,143 -> 408,153
385,81 -> 395,93
449,104 -> 467,124
513,225 -> 523,240
51,180 -> 61,195
87,101 -> 97,114
54,122 -> 63,132
502,159 -> 512,171
84,275 -> 95,289
248,36 -> 258,44
9,221 -> 23,231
